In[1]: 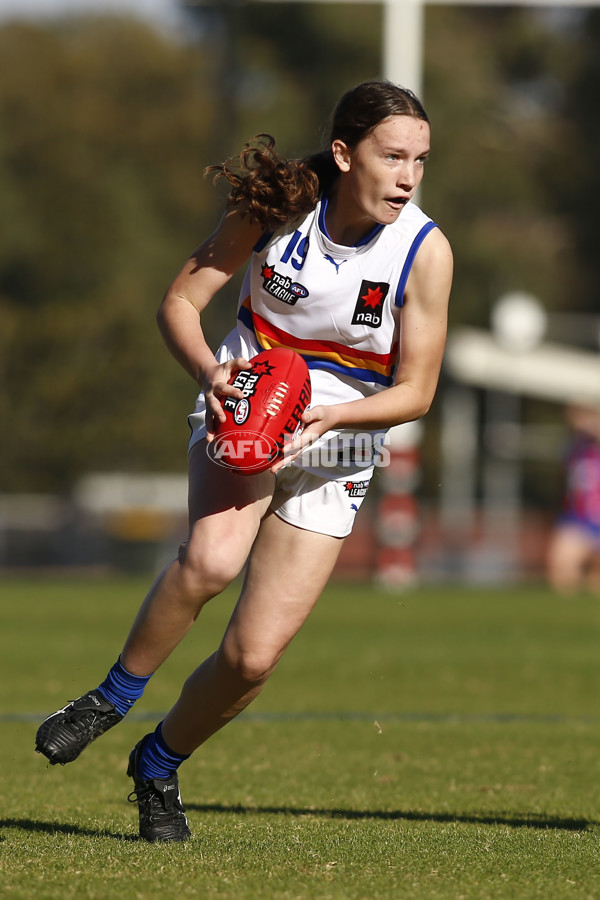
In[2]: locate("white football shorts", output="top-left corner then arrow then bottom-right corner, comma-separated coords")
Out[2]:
269,464 -> 373,538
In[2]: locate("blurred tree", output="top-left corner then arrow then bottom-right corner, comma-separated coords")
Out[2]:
0,18 -> 217,490
424,6 -> 582,331
561,9 -> 600,313
181,2 -> 382,156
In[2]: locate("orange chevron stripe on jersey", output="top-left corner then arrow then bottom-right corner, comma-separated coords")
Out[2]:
238,296 -> 397,385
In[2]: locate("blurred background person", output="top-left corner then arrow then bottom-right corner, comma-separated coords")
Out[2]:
547,402 -> 600,596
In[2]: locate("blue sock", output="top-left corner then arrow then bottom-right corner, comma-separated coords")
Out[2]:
138,722 -> 190,781
98,658 -> 152,718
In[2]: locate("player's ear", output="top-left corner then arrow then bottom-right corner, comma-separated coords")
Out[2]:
332,139 -> 352,173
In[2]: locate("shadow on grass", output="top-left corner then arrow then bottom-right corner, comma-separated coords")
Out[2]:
0,818 -> 137,841
185,803 -> 595,832
1,806 -> 595,841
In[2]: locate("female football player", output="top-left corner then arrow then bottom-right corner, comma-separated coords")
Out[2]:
36,80 -> 453,842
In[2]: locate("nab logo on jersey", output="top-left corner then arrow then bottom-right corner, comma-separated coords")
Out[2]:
351,280 -> 389,328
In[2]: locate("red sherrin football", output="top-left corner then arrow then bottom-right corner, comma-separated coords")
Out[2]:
210,348 -> 312,474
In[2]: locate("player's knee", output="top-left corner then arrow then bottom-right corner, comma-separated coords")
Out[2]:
177,540 -> 240,597
233,653 -> 275,686
223,643 -> 278,686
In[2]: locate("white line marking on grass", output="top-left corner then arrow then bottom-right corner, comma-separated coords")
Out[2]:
7,711 -> 600,724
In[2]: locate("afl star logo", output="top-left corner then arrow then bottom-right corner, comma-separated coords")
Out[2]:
234,398 -> 250,424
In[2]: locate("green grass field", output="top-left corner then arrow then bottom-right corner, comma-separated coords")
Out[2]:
2,575 -> 600,899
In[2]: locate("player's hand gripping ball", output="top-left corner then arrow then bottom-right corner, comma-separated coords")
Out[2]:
209,348 -> 312,474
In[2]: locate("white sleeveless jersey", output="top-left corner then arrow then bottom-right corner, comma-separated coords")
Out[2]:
235,195 -> 436,404
194,196 -> 437,474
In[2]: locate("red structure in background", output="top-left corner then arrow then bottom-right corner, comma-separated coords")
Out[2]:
374,424 -> 422,587
335,423 -> 423,585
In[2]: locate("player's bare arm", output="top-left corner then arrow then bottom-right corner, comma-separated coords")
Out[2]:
157,208 -> 265,430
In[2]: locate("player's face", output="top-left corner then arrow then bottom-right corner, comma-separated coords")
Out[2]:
332,115 -> 430,235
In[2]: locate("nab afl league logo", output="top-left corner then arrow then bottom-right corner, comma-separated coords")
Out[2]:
260,263 -> 309,306
351,280 -> 389,328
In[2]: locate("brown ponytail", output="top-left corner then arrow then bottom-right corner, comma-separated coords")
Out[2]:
205,135 -> 321,232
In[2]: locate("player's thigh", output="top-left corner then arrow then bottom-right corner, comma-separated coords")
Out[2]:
182,441 -> 275,585
222,511 -> 345,668
187,440 -> 274,525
